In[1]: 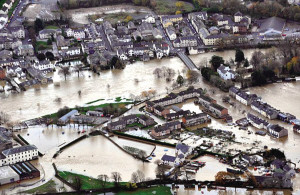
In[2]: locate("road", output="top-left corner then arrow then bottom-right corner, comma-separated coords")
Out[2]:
7,0 -> 28,28
98,24 -> 113,52
177,52 -> 198,70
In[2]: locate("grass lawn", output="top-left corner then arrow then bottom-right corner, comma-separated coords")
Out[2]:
35,41 -> 52,51
24,180 -> 57,194
115,97 -> 122,102
0,0 -> 5,8
58,171 -> 126,190
8,0 -> 20,17
116,186 -> 172,195
154,0 -> 194,14
45,25 -> 59,29
127,122 -> 145,128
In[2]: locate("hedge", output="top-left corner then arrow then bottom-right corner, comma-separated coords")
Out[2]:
113,131 -> 176,147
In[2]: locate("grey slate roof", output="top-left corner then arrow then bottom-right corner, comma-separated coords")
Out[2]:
2,145 -> 37,156
259,17 -> 286,33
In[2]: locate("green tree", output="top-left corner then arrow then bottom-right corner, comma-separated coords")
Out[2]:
47,38 -> 53,45
235,48 -> 245,63
176,75 -> 184,86
243,58 -> 249,67
251,71 -> 266,86
210,55 -> 224,71
34,18 -> 44,32
132,0 -> 141,5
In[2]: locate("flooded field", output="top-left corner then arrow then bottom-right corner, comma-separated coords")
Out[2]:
18,125 -> 91,153
53,135 -> 175,181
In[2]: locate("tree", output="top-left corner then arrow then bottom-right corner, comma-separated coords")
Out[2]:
155,160 -> 167,181
186,70 -> 199,83
201,67 -> 215,81
251,71 -> 266,86
175,10 -> 182,15
250,51 -> 264,70
210,55 -> 224,71
150,0 -> 157,8
110,56 -> 125,69
131,172 -> 139,183
73,176 -> 82,191
153,68 -> 163,78
175,1 -> 184,10
37,53 -> 46,61
73,64 -> 82,78
59,66 -> 71,81
34,18 -> 44,32
138,150 -> 147,163
98,174 -> 109,191
141,0 -> 149,6
45,51 -> 55,61
243,58 -> 249,67
111,172 -> 122,187
136,170 -> 145,183
47,38 -> 52,45
0,80 -> 6,91
125,15 -> 133,22
235,48 -> 245,63
132,0 -> 141,5
176,75 -> 184,86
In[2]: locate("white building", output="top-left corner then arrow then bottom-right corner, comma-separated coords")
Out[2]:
34,60 -> 55,71
217,65 -> 236,80
0,166 -> 20,186
0,145 -> 38,167
234,11 -> 243,23
10,26 -> 25,39
144,15 -> 155,24
166,26 -> 177,41
73,29 -> 86,40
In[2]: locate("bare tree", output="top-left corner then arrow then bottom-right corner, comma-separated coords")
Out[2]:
153,68 -> 163,78
59,66 -> 71,81
0,111 -> 10,125
73,64 -> 83,78
131,172 -> 139,183
250,51 -> 264,70
73,176 -> 82,191
111,172 -> 122,187
186,70 -> 200,84
155,160 -> 167,181
98,174 -> 109,191
136,170 -> 145,183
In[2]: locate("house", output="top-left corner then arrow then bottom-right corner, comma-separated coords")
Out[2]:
151,121 -> 181,138
176,143 -> 192,158
120,114 -> 138,125
198,94 -> 216,108
34,60 -> 55,71
138,22 -> 153,37
145,101 -> 155,112
182,113 -> 210,127
153,105 -> 170,117
39,29 -> 60,39
229,86 -> 240,98
161,154 -> 176,166
259,17 -> 286,40
234,11 -> 243,23
86,111 -> 103,117
128,21 -> 136,30
9,26 -> 25,39
209,26 -> 219,35
58,110 -> 79,125
236,91 -> 251,106
161,14 -> 183,24
208,103 -> 228,117
107,120 -> 126,131
247,113 -> 268,129
188,11 -> 208,21
17,44 -> 34,56
166,26 -> 177,41
293,124 -> 300,134
144,15 -> 155,24
61,47 -> 81,56
152,28 -> 163,39
173,36 -> 197,48
117,49 -> 128,61
0,145 -> 38,166
0,7 -> 8,15
250,101 -> 278,120
165,110 -> 190,121
268,124 -> 288,138
73,29 -> 86,40
0,127 -> 12,153
217,65 -> 236,80
137,115 -> 156,127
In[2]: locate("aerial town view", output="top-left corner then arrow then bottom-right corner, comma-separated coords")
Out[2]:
1,0 -> 300,194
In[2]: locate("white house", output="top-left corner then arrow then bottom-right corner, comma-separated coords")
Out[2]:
166,26 -> 177,40
73,29 -> 86,40
217,65 -> 236,80
63,47 -> 81,56
10,26 -> 25,39
117,49 -> 128,61
34,60 -> 55,71
144,15 -> 155,24
0,145 -> 38,167
234,11 -> 243,23
65,28 -> 74,37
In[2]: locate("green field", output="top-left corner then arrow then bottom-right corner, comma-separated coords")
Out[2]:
35,41 -> 52,51
117,186 -> 172,195
58,171 -> 126,190
24,180 -> 57,194
45,25 -> 60,29
0,0 -> 5,8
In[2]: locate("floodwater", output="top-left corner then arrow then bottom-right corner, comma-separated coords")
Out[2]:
0,49 -> 268,122
53,135 -> 175,181
2,48 -> 300,194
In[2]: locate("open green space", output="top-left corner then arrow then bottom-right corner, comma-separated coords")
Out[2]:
24,180 -> 57,194
58,171 -> 126,190
154,0 -> 194,14
35,41 -> 52,51
45,25 -> 60,29
117,186 -> 172,195
86,99 -> 105,105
